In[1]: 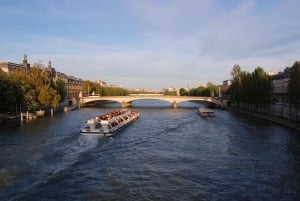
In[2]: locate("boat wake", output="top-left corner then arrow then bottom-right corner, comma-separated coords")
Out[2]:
10,134 -> 103,200
78,134 -> 100,148
45,134 -> 104,177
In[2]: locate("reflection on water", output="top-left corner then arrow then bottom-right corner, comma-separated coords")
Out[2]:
0,103 -> 299,201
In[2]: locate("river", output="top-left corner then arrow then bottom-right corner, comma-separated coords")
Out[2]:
0,101 -> 299,201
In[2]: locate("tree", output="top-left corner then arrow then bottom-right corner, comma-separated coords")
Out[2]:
228,65 -> 273,110
55,80 -> 67,103
288,61 -> 300,105
231,64 -> 241,84
288,61 -> 300,121
0,74 -> 16,111
179,88 -> 188,96
163,89 -> 177,96
38,86 -> 61,109
21,83 -> 39,111
11,67 -> 64,110
251,67 -> 273,105
206,82 -> 219,97
228,64 -> 242,105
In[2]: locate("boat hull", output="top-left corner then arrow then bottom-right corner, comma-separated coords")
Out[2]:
80,110 -> 139,136
198,107 -> 215,117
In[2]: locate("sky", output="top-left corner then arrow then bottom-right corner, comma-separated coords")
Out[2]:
0,0 -> 299,90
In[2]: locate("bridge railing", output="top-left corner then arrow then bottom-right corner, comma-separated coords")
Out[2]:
81,95 -> 229,108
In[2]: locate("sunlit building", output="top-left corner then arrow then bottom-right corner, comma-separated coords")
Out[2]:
0,54 -> 30,74
0,55 -> 83,100
222,80 -> 232,87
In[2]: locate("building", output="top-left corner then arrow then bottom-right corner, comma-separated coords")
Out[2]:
271,67 -> 291,103
269,61 -> 299,121
67,76 -> 83,99
96,80 -> 107,87
0,54 -> 30,74
223,80 -> 233,87
0,55 -> 83,100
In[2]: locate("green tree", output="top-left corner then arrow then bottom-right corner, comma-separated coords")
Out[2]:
189,86 -> 212,97
163,89 -> 177,96
228,64 -> 242,105
251,67 -> 273,105
228,65 -> 273,109
288,61 -> 300,121
21,83 -> 39,111
0,74 -> 16,111
179,88 -> 188,96
231,64 -> 242,83
206,82 -> 219,97
0,72 -> 37,112
55,80 -> 67,103
12,67 -> 63,110
240,71 -> 253,106
38,86 -> 61,109
288,61 -> 300,105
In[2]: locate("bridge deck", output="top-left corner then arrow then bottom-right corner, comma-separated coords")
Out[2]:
81,95 -> 229,108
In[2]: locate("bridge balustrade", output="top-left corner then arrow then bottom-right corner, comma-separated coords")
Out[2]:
80,95 -> 229,108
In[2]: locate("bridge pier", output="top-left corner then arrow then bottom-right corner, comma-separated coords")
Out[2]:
172,101 -> 177,108
121,101 -> 132,108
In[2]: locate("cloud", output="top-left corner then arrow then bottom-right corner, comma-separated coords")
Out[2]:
128,0 -> 212,35
1,0 -> 300,90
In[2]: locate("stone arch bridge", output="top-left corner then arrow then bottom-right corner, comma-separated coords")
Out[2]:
80,95 -> 229,108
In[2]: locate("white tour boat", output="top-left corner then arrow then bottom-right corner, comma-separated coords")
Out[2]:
80,109 -> 140,136
198,107 -> 215,117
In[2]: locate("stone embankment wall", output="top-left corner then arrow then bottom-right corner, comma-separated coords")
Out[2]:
231,102 -> 299,122
270,103 -> 299,122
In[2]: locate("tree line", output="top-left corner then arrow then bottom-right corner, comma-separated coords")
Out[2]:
287,61 -> 300,107
226,64 -> 273,108
0,68 -> 66,112
179,82 -> 220,97
227,63 -> 300,108
81,81 -> 129,96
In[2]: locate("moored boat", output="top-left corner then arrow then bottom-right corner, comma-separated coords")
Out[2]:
80,109 -> 139,136
198,107 -> 215,117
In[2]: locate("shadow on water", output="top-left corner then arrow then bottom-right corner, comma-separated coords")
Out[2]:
0,131 -> 114,200
0,119 -> 21,133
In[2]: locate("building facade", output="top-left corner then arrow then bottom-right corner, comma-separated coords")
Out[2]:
67,76 -> 84,99
223,80 -> 233,87
269,62 -> 299,121
0,55 -> 83,100
0,55 -> 30,74
271,67 -> 291,103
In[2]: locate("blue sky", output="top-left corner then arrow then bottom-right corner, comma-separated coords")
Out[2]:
0,0 -> 299,90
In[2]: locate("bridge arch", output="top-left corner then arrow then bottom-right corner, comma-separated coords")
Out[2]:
80,95 -> 229,108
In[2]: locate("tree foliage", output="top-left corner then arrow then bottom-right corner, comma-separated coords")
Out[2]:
52,80 -> 66,103
179,88 -> 188,96
163,89 -> 177,96
227,65 -> 273,106
186,83 -> 219,97
288,61 -> 300,105
0,67 -> 66,112
81,80 -> 129,96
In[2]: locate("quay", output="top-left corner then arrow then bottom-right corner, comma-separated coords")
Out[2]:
229,107 -> 300,131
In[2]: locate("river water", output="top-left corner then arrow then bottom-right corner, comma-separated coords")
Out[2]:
0,101 -> 299,201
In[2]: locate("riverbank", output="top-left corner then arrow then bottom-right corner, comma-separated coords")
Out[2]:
228,107 -> 300,131
0,113 -> 18,122
0,106 -> 77,122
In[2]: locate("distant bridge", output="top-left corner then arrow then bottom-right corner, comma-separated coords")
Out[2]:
80,95 -> 229,108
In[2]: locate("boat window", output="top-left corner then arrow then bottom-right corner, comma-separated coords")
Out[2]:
95,123 -> 102,129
